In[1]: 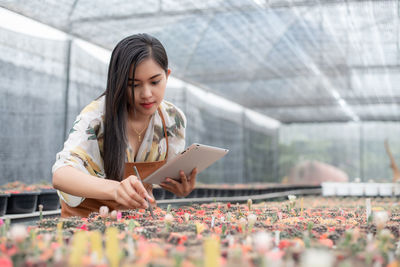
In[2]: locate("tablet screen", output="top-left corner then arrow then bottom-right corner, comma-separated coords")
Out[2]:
142,143 -> 229,184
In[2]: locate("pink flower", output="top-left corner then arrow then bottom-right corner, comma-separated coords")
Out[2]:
196,210 -> 206,216
266,250 -> 285,261
319,238 -> 334,248
78,224 -> 88,231
0,257 -> 12,267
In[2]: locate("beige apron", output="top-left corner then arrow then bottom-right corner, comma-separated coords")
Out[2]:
61,108 -> 169,217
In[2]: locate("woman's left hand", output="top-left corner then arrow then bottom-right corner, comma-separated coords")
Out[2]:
160,168 -> 197,197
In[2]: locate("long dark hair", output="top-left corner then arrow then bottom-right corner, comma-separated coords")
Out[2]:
102,33 -> 168,181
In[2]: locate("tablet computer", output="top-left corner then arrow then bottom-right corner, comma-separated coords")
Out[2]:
142,143 -> 229,184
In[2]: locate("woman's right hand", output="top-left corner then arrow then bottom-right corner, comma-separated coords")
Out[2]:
113,175 -> 155,209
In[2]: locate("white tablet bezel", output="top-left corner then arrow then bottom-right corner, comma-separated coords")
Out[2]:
142,143 -> 229,184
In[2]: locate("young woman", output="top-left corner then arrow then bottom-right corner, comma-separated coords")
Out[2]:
52,33 -> 197,217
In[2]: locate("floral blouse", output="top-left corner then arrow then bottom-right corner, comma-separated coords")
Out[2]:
52,96 -> 186,207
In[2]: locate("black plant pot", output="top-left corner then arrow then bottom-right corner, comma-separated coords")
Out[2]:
152,188 -> 165,200
37,189 -> 60,211
195,189 -> 207,198
164,190 -> 175,200
0,194 -> 10,216
6,192 -> 40,214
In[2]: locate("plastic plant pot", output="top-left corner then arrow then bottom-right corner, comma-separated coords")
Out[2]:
216,189 -> 223,197
321,183 -> 337,197
36,189 -> 60,211
205,189 -> 213,198
221,189 -> 229,197
364,183 -> 379,196
186,190 -> 196,198
242,189 -> 250,196
234,190 -> 242,197
349,183 -> 364,196
152,188 -> 165,200
164,190 -> 175,200
394,183 -> 400,196
336,183 -> 350,196
0,193 -> 10,216
196,189 -> 206,198
6,192 -> 40,214
378,183 -> 393,197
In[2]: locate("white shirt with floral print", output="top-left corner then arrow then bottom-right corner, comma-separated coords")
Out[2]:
52,95 -> 186,207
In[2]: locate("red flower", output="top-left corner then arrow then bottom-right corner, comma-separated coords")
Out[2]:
278,240 -> 292,249
320,233 -> 328,239
178,235 -> 188,245
227,203 -> 231,209
196,210 -> 206,216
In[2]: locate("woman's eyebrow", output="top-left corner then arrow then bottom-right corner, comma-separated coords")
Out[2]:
132,73 -> 162,81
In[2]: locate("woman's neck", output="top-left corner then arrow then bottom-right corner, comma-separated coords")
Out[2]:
127,109 -> 152,124
128,108 -> 152,120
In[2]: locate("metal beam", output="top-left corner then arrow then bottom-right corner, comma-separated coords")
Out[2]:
180,63 -> 400,83
70,0 -> 379,23
245,96 -> 400,109
276,115 -> 400,124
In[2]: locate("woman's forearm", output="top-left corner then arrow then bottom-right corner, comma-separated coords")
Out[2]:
52,166 -> 119,200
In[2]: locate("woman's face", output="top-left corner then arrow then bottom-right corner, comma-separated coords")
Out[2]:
128,58 -> 170,118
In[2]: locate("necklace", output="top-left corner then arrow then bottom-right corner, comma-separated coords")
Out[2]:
133,126 -> 146,142
132,122 -> 149,142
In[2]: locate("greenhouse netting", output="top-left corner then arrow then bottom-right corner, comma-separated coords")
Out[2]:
1,1 -> 399,185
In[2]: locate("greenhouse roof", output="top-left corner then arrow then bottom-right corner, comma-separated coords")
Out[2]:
1,0 -> 399,123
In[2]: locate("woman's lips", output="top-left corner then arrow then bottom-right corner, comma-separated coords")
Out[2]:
141,102 -> 155,109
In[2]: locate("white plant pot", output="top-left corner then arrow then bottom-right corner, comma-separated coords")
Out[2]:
322,182 -> 337,197
378,183 -> 393,197
364,183 -> 379,196
349,183 -> 364,196
394,183 -> 400,196
336,183 -> 350,196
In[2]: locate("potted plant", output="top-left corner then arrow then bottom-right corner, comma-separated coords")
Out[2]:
1,182 -> 40,214
0,190 -> 10,216
33,182 -> 60,211
364,181 -> 379,196
348,181 -> 364,196
378,183 -> 393,197
321,182 -> 337,197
